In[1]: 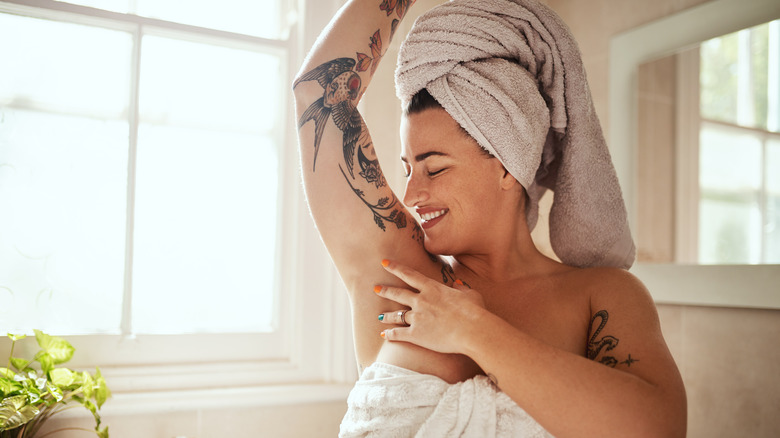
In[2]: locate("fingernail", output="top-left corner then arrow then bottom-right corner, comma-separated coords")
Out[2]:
455,279 -> 464,286
380,331 -> 386,338
374,285 -> 382,294
381,259 -> 390,267
378,314 -> 384,321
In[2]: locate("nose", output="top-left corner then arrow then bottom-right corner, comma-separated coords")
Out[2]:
402,172 -> 429,207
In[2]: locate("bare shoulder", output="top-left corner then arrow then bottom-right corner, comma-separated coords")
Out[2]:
567,266 -> 680,377
559,266 -> 652,307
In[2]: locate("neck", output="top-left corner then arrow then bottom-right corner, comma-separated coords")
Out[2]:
451,215 -> 560,284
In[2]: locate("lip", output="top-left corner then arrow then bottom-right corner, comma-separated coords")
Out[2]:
416,207 -> 448,230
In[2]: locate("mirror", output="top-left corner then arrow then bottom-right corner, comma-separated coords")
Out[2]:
635,20 -> 779,265
609,0 -> 780,307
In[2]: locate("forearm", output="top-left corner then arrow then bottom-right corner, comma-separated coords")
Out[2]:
462,311 -> 685,438
294,0 -> 406,101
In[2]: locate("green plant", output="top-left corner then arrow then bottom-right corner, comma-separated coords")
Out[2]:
0,331 -> 109,438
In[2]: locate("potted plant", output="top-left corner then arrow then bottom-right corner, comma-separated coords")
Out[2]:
0,331 -> 110,437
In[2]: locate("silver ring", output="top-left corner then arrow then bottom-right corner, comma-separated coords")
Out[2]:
398,310 -> 409,325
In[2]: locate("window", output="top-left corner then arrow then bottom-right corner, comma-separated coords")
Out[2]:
0,0 -> 351,395
696,20 -> 780,264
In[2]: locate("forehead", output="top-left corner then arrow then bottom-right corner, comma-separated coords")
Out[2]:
400,107 -> 476,160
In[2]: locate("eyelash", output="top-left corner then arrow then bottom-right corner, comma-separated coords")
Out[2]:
402,167 -> 446,178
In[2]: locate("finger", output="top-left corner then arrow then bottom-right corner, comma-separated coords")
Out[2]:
380,327 -> 410,342
381,259 -> 436,290
378,309 -> 410,325
374,284 -> 416,307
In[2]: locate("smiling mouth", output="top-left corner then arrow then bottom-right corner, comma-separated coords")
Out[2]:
419,209 -> 448,223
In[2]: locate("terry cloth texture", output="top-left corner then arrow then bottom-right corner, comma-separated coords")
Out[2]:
395,0 -> 635,269
339,362 -> 554,438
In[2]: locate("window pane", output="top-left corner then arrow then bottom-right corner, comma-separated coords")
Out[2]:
700,20 -> 777,131
700,31 -> 739,124
699,122 -> 762,192
137,0 -> 282,39
0,13 -> 131,116
133,36 -> 280,334
0,14 -> 131,334
139,36 -> 281,133
699,198 -> 761,264
698,123 -> 762,264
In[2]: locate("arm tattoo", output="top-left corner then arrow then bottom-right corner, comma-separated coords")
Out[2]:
587,310 -> 639,368
294,25 -> 422,235
380,0 -> 416,20
293,57 -> 361,176
339,165 -> 407,231
356,30 -> 383,75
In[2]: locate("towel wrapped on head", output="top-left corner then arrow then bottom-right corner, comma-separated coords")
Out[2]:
395,0 -> 635,269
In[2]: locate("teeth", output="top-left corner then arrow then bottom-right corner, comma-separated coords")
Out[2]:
420,209 -> 447,222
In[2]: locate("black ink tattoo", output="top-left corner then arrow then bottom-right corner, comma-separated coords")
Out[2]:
339,165 -> 407,231
411,222 -> 424,245
357,140 -> 385,188
587,310 -> 638,368
621,354 -> 639,367
294,58 -> 362,176
440,261 -> 456,284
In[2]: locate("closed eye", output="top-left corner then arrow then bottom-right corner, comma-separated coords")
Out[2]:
427,168 -> 446,177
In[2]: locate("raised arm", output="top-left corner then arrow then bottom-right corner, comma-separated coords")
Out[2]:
293,1 -> 452,364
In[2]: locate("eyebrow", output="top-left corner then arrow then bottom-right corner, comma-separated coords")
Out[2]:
400,151 -> 449,163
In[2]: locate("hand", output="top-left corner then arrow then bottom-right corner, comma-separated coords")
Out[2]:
375,259 -> 487,354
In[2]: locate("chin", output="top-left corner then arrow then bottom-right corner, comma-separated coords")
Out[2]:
423,235 -> 456,257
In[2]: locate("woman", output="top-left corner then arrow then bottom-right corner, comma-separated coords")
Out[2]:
293,0 -> 686,436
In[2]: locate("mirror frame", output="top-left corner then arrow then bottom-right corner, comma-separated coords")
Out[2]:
609,0 -> 780,309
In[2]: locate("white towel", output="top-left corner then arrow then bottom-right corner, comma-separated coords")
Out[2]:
339,362 -> 554,438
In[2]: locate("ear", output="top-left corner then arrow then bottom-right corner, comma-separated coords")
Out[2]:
499,168 -> 519,191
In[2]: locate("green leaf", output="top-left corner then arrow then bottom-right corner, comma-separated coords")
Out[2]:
93,368 -> 110,408
49,368 -> 74,388
9,357 -> 30,372
6,334 -> 26,342
45,382 -> 64,403
34,330 -> 75,365
80,372 -> 94,399
0,368 -> 14,379
35,352 -> 54,374
0,377 -> 22,396
0,396 -> 40,430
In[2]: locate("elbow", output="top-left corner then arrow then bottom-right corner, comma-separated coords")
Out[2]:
641,387 -> 687,438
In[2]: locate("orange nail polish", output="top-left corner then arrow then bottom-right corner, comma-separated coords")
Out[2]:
374,285 -> 382,294
381,259 -> 390,267
455,279 -> 464,286
380,331 -> 386,338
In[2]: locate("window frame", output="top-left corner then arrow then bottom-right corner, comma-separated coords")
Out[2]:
0,0 -> 357,399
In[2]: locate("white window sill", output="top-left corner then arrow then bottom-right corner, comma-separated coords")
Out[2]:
54,383 -> 354,418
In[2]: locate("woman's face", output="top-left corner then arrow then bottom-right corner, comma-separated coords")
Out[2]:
400,107 -> 515,255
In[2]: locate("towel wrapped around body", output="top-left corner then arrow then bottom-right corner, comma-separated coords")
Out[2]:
339,362 -> 553,438
396,0 -> 635,269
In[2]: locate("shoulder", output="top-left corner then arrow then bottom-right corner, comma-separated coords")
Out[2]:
560,266 -> 650,304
